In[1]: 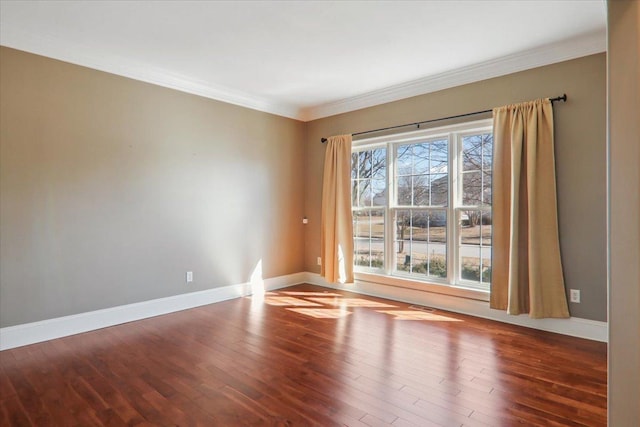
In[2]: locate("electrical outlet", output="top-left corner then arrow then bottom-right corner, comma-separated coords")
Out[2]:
186,271 -> 193,283
317,257 -> 322,266
569,289 -> 580,303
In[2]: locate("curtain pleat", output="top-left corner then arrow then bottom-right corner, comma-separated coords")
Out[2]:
321,135 -> 354,284
491,99 -> 570,318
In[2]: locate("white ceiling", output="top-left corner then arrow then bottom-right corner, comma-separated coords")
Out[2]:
0,1 -> 606,121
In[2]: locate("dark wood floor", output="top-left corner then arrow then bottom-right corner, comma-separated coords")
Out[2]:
0,284 -> 607,426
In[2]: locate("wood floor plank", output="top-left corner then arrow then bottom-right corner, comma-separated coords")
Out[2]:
0,396 -> 32,427
0,284 -> 607,426
0,367 -> 17,403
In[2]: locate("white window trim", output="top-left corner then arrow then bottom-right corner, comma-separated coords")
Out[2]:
352,118 -> 493,298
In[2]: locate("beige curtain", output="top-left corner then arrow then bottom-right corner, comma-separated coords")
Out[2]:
491,99 -> 570,318
321,134 -> 354,284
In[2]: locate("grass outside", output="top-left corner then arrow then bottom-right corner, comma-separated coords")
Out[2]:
355,250 -> 491,282
354,216 -> 492,245
354,215 -> 492,281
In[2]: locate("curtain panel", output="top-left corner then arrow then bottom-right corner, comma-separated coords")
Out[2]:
320,134 -> 354,284
491,99 -> 570,318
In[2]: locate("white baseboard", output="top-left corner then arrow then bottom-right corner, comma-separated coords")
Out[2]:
0,272 -> 307,351
303,272 -> 608,343
0,270 -> 607,350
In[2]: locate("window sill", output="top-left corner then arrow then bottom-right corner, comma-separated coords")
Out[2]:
353,271 -> 490,302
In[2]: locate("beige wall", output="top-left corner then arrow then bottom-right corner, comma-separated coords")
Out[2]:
608,1 -> 640,425
304,54 -> 607,322
0,48 -> 609,327
0,47 -> 306,327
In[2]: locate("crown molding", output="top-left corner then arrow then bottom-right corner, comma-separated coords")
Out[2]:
2,26 -> 605,122
0,27 -> 301,120
299,30 -> 606,121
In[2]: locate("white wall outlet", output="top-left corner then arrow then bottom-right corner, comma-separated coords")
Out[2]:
317,257 -> 322,266
302,217 -> 309,224
186,271 -> 193,283
569,289 -> 580,303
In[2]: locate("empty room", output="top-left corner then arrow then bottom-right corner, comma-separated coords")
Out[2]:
0,1 -> 638,426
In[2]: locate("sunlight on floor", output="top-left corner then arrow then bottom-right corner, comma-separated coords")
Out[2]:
286,308 -> 352,319
249,289 -> 464,322
307,297 -> 397,308
280,291 -> 343,297
377,310 -> 462,322
262,296 -> 323,307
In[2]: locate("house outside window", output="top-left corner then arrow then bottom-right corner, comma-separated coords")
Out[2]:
351,119 -> 493,291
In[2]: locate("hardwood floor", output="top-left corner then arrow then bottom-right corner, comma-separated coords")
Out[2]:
0,284 -> 607,426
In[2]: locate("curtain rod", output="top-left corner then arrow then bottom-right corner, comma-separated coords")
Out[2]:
320,94 -> 567,143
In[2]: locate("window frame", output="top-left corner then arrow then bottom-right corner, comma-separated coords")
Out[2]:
351,118 -> 493,296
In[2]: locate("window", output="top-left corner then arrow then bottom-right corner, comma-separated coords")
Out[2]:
350,119 -> 493,291
352,148 -> 386,269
